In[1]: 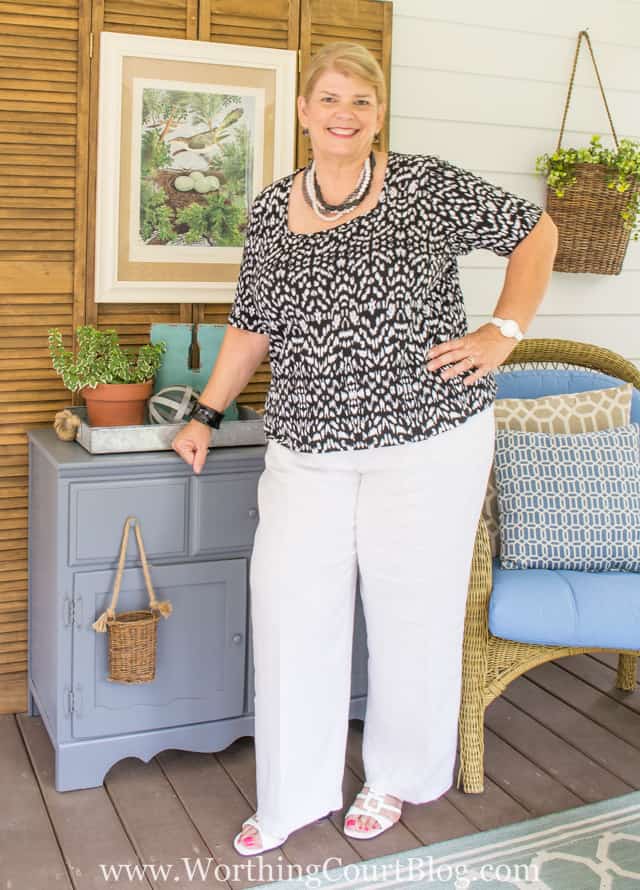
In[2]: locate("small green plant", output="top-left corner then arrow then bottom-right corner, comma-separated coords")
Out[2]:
48,325 -> 166,392
535,135 -> 640,240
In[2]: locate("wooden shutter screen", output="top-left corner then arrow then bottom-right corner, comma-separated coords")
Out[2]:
0,0 -> 392,713
199,0 -> 299,48
0,0 -> 88,713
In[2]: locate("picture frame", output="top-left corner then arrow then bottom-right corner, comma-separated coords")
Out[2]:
94,31 -> 297,303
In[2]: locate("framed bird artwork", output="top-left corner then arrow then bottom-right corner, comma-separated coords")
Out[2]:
93,31 -> 296,303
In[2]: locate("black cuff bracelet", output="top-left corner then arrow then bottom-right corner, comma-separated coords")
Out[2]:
190,401 -> 225,429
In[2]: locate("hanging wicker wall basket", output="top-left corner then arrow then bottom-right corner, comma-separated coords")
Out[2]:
544,31 -> 638,275
547,164 -> 636,275
92,515 -> 173,684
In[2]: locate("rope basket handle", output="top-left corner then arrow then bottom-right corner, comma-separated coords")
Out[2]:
92,516 -> 173,632
557,30 -> 619,152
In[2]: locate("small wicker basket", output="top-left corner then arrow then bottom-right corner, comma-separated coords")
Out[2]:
545,31 -> 638,276
92,516 -> 172,684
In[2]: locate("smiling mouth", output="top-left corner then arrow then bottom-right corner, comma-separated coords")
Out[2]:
327,127 -> 360,137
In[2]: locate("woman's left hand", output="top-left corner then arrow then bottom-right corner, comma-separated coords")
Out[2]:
425,323 -> 519,386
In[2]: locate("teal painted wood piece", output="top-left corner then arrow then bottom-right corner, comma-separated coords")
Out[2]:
150,323 -> 239,420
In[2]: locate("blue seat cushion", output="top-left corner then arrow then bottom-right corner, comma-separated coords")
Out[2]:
488,557 -> 640,649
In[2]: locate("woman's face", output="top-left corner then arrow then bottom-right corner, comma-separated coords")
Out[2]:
297,67 -> 385,161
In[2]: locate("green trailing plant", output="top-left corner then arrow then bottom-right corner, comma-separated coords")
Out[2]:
535,135 -> 640,240
48,326 -> 166,392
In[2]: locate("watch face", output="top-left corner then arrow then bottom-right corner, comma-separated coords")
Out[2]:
502,320 -> 518,337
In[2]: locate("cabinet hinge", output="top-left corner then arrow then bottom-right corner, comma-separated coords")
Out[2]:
63,593 -> 84,628
65,686 -> 82,717
89,31 -> 94,59
63,595 -> 74,627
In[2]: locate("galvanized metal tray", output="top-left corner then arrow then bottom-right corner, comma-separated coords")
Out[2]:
70,404 -> 266,454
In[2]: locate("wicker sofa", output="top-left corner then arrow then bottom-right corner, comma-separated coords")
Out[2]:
457,338 -> 640,794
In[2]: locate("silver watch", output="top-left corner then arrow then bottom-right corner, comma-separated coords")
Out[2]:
490,316 -> 524,341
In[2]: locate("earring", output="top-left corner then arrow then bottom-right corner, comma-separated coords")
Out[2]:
302,127 -> 309,136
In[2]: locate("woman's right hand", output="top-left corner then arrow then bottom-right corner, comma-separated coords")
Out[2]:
172,419 -> 212,474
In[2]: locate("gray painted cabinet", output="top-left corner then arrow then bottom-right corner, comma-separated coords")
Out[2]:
27,431 -> 368,792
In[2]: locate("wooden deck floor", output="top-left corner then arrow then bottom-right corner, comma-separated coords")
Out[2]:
2,652 -> 640,889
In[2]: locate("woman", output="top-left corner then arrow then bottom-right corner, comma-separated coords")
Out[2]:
172,42 -> 558,855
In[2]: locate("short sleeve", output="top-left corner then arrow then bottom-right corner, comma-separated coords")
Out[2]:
227,203 -> 270,335
427,158 -> 544,258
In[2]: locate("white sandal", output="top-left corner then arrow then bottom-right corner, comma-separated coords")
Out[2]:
343,785 -> 402,839
233,813 -> 288,856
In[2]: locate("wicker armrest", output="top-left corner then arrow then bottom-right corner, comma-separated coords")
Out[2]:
464,516 -> 493,643
458,515 -> 494,793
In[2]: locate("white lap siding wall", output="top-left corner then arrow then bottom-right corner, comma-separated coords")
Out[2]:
386,0 -> 640,369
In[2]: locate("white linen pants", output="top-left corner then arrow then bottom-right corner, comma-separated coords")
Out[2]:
249,405 -> 495,839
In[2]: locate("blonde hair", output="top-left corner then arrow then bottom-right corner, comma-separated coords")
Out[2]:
300,42 -> 387,108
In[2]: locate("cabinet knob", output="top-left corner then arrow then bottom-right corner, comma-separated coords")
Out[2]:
232,633 -> 243,645
248,508 -> 258,519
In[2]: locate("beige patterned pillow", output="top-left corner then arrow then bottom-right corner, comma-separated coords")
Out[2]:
483,382 -> 634,558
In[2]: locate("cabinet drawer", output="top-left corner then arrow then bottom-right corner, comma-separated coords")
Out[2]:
191,472 -> 260,555
69,478 -> 189,565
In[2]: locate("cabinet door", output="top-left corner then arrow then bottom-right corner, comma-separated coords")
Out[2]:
71,560 -> 246,739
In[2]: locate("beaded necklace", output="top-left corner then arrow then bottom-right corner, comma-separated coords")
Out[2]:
302,151 -> 376,221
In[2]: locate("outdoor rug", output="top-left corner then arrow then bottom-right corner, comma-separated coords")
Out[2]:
253,791 -> 640,890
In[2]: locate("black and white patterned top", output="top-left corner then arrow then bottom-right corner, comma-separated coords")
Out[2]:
227,150 -> 543,453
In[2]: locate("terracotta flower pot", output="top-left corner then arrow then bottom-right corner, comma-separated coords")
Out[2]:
80,381 -> 153,427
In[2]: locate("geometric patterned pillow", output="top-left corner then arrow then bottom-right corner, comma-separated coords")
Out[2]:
482,383 -> 634,558
494,423 -> 640,572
